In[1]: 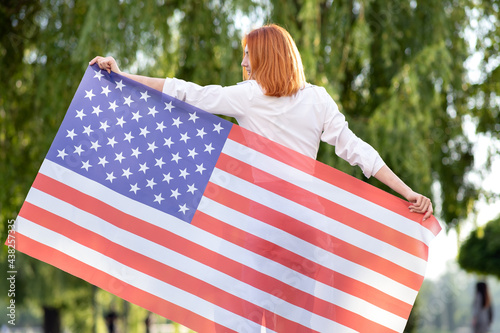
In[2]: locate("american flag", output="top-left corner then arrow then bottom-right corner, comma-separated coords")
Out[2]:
13,64 -> 441,332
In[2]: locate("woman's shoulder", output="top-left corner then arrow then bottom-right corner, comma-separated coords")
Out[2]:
296,84 -> 336,105
235,79 -> 265,96
303,83 -> 330,95
237,79 -> 261,89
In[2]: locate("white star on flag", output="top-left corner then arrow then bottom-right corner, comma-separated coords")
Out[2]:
90,140 -> 101,151
99,121 -> 110,132
66,129 -> 77,140
213,123 -> 223,133
73,145 -> 84,156
154,193 -> 165,204
75,109 -> 86,120
109,100 -> 119,112
101,85 -> 111,96
140,91 -> 150,101
130,183 -> 140,194
98,156 -> 109,167
107,137 -> 118,148
147,142 -> 158,153
116,116 -> 126,127
148,106 -> 159,117
164,101 -> 174,112
156,121 -> 166,132
81,160 -> 92,171
115,80 -> 125,91
105,171 -> 116,183
92,105 -> 103,116
188,112 -> 199,123
56,149 -> 68,160
93,70 -> 104,81
122,168 -> 132,179
131,111 -> 142,122
84,89 -> 96,100
124,95 -> 134,107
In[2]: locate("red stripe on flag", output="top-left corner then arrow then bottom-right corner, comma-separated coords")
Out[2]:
200,182 -> 413,318
215,153 -> 426,288
29,171 -> 400,332
228,126 -> 440,235
216,149 -> 428,261
19,200 -> 315,333
216,150 -> 428,261
194,210 -> 411,325
15,233 -> 233,333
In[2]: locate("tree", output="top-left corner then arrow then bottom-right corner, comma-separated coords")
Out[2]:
467,0 -> 500,212
469,1 -> 500,142
458,216 -> 500,278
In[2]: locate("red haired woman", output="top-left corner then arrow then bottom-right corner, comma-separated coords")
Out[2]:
91,24 -> 433,220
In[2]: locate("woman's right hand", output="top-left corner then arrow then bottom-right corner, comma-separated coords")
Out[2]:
89,56 -> 121,74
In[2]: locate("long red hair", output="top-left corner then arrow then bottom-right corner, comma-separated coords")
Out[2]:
242,24 -> 306,97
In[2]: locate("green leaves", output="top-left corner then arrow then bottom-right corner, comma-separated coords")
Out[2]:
458,216 -> 500,278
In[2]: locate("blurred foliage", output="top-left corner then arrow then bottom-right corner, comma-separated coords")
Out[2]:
458,215 -> 500,278
1,0 -> 500,331
469,1 -> 500,140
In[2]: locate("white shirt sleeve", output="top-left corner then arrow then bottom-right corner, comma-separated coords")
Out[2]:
162,77 -> 251,118
320,97 -> 385,178
163,77 -> 385,178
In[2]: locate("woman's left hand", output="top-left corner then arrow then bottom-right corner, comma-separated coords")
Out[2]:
406,191 -> 433,221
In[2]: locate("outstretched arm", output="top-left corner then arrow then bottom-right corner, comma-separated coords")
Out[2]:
89,56 -> 165,92
374,165 -> 433,221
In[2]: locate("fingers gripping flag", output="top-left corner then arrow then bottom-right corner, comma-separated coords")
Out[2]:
10,65 -> 441,332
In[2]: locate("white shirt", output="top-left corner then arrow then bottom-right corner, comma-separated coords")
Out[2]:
163,78 -> 385,178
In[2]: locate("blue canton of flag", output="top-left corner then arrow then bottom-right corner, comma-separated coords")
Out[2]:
46,65 -> 232,222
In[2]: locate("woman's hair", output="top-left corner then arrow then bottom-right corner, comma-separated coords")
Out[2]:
242,24 -> 306,97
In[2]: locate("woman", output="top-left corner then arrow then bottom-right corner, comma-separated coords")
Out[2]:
473,281 -> 494,333
90,24 -> 433,221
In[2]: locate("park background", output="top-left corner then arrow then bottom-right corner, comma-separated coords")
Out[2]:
1,0 -> 499,332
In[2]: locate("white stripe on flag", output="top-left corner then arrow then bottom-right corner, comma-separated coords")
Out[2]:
33,160 -> 366,332
24,186 -> 369,332
38,159 -> 182,228
17,217 -> 265,332
209,168 -> 419,302
34,160 -> 410,331
199,196 -> 409,329
40,159 -> 417,307
209,166 -> 427,277
222,139 -> 436,245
